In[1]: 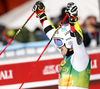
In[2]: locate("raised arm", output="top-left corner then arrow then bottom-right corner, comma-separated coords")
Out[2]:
65,2 -> 89,71
32,1 -> 56,39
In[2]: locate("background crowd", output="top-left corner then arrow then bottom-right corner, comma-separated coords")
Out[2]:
0,7 -> 100,48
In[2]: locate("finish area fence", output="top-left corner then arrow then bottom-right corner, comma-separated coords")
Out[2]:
0,40 -> 100,89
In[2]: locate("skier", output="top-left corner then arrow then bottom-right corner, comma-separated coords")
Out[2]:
32,1 -> 91,89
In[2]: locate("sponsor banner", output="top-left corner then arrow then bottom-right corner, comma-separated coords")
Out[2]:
0,53 -> 100,88
89,53 -> 100,75
0,58 -> 61,86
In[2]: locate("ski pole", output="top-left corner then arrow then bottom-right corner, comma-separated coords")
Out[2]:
0,12 -> 34,55
19,13 -> 68,89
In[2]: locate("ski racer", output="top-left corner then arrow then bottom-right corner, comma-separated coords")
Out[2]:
32,1 -> 91,89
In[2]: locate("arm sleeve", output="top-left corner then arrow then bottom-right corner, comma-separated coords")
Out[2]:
38,13 -> 56,39
70,22 -> 89,71
38,13 -> 62,53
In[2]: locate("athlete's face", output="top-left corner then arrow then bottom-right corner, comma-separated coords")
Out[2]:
57,45 -> 68,56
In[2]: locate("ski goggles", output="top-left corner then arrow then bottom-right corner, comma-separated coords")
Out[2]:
54,38 -> 64,47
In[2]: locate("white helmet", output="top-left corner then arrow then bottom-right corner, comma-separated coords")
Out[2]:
53,24 -> 72,49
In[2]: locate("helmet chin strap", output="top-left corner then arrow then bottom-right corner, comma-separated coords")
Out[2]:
66,48 -> 74,57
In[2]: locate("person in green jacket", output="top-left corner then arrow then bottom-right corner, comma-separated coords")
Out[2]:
32,1 -> 91,89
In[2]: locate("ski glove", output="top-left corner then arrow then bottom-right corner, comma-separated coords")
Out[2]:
32,1 -> 46,18
65,2 -> 78,23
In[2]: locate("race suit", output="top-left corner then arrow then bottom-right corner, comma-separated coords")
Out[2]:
38,14 -> 91,89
